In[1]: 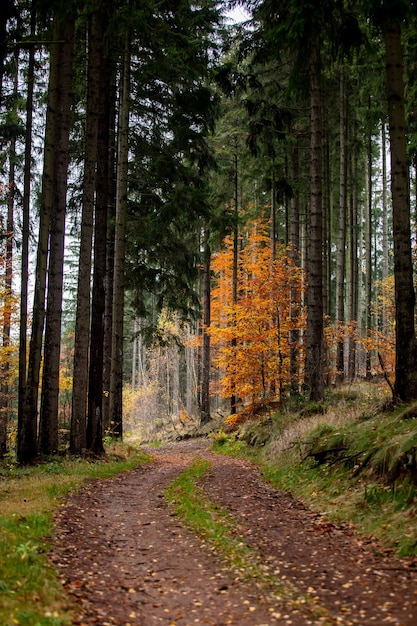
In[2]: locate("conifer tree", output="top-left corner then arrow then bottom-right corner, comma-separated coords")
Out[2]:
0,0 -> 16,104
38,15 -> 75,455
17,3 -> 35,461
71,6 -> 105,455
107,33 -> 130,445
382,5 -> 417,401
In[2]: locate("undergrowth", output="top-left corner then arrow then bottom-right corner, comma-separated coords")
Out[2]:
213,381 -> 417,558
0,444 -> 150,626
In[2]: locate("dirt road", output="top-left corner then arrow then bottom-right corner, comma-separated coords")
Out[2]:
51,440 -> 417,625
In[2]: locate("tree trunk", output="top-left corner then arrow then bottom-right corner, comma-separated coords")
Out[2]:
365,111 -> 373,380
0,0 -> 14,104
289,141 -> 300,397
102,69 -> 117,433
305,36 -> 324,402
230,141 -> 239,414
200,223 -> 211,425
108,37 -> 130,442
322,124 -> 332,320
0,92 -> 15,457
347,127 -> 359,382
0,45 -> 19,456
186,327 -> 197,416
270,169 -> 276,259
17,2 -> 35,461
335,67 -> 347,382
39,17 -> 75,455
18,17 -> 64,463
131,319 -> 138,390
87,50 -> 113,451
385,20 -> 417,401
71,10 -> 102,455
381,121 -> 389,337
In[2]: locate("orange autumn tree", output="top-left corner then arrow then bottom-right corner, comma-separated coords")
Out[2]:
324,275 -> 395,385
338,275 -> 395,385
363,275 -> 395,384
209,217 -> 304,411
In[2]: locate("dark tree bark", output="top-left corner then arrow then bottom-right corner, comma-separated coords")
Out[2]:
87,52 -> 114,452
335,67 -> 347,382
365,103 -> 373,380
18,17 -> 63,463
381,122 -> 389,337
230,140 -> 239,415
17,0 -> 35,461
102,113 -> 116,433
323,131 -> 332,321
200,223 -> 211,425
289,140 -> 301,397
0,75 -> 15,457
385,20 -> 417,402
347,126 -> 359,382
39,17 -> 75,455
0,0 -> 15,104
71,10 -> 103,455
107,36 -> 130,444
305,36 -> 324,402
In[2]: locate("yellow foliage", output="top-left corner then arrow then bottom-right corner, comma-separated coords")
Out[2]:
179,408 -> 191,424
197,214 -> 398,408
209,216 -> 305,406
224,413 -> 243,429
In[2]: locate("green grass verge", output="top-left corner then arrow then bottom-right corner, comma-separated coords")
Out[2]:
262,411 -> 417,557
0,444 -> 151,626
213,385 -> 417,558
164,458 -> 335,624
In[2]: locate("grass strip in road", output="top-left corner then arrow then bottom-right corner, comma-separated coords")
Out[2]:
0,444 -> 151,626
164,458 -> 338,625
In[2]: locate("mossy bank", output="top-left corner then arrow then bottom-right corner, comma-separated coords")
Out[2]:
213,381 -> 417,558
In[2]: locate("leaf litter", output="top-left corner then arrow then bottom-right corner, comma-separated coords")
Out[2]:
51,439 -> 417,625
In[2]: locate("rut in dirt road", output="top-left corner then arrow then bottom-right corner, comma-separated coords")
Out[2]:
51,440 -> 417,626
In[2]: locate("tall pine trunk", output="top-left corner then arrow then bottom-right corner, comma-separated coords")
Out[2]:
289,141 -> 300,397
305,36 -> 324,401
17,2 -> 35,461
347,127 -> 359,382
108,37 -> 130,442
0,46 -> 19,456
0,0 -> 14,103
71,11 -> 103,454
364,112 -> 373,380
18,18 -> 63,463
322,124 -> 332,320
335,68 -> 347,382
39,17 -> 75,455
385,20 -> 417,401
381,122 -> 389,337
230,141 -> 239,414
88,52 -> 114,450
0,88 -> 15,457
102,68 -> 117,433
200,223 -> 211,424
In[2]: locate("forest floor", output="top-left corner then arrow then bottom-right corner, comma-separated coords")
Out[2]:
51,438 -> 417,626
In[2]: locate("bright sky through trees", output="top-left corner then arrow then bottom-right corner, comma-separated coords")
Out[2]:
225,4 -> 250,24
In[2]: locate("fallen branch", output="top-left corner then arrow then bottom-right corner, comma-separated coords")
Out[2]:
327,450 -> 364,467
378,352 -> 394,395
304,446 -> 348,464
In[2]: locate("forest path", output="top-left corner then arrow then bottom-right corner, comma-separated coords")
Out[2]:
51,439 -> 417,626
